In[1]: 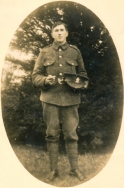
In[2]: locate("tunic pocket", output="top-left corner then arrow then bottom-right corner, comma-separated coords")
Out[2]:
65,58 -> 77,74
44,59 -> 55,66
44,59 -> 55,75
66,58 -> 77,66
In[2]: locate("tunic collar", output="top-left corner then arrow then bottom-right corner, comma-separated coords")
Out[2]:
52,41 -> 69,50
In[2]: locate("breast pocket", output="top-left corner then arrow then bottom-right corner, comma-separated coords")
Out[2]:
65,58 -> 77,74
44,58 -> 56,75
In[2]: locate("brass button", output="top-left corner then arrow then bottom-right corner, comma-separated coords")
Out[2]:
59,64 -> 62,66
59,73 -> 63,75
59,55 -> 62,58
47,63 -> 49,65
59,48 -> 62,51
72,63 -> 74,65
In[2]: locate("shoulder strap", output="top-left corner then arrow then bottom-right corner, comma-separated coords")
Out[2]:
69,44 -> 80,52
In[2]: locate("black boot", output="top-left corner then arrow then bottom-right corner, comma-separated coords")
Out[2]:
47,141 -> 59,181
69,169 -> 84,181
66,141 -> 84,181
47,170 -> 58,181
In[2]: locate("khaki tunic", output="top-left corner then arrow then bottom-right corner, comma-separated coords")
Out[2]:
32,42 -> 88,106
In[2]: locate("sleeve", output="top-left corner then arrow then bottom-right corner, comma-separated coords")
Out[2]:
77,50 -> 89,80
32,49 -> 48,89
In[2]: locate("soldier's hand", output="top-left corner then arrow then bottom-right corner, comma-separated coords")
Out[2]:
45,75 -> 56,85
80,80 -> 89,89
83,80 -> 89,88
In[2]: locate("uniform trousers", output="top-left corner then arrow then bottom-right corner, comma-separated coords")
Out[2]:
42,102 -> 79,142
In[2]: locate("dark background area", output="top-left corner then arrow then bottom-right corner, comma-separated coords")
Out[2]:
1,1 -> 123,153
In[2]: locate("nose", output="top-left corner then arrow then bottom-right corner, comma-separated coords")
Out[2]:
58,30 -> 62,35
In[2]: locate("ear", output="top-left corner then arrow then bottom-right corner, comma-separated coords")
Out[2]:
66,31 -> 68,37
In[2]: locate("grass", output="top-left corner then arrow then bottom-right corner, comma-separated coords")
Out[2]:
12,144 -> 112,187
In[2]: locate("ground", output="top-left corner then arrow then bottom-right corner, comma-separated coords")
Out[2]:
12,144 -> 112,187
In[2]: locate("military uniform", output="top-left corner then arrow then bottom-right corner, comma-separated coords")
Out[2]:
32,42 -> 88,105
32,41 -> 88,181
32,41 -> 88,141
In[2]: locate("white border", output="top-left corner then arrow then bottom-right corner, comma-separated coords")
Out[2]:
0,0 -> 124,188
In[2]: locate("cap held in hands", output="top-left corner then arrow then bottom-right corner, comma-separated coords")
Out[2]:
64,72 -> 89,89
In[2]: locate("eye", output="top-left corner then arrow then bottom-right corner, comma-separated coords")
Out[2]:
55,29 -> 59,32
60,29 -> 64,31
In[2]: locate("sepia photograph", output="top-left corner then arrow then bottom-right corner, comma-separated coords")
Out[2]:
0,0 -> 124,188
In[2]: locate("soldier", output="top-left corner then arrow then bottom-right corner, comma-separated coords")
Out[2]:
32,21 -> 89,181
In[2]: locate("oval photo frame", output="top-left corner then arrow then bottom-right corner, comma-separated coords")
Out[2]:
1,1 -> 123,187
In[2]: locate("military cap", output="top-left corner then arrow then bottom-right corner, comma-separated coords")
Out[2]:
64,72 -> 89,89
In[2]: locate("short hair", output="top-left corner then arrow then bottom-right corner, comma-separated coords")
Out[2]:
52,21 -> 68,31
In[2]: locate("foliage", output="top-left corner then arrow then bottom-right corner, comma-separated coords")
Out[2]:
1,1 -> 123,150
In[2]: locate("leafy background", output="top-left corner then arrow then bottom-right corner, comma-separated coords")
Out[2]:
1,1 -> 123,153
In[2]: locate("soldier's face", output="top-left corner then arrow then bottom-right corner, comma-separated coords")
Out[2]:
51,24 -> 68,44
